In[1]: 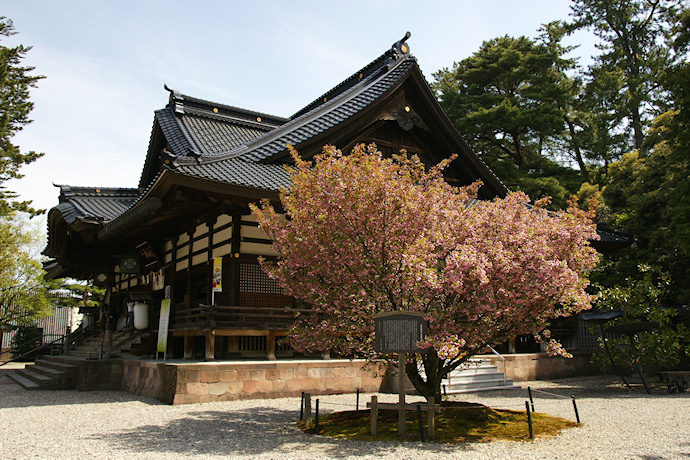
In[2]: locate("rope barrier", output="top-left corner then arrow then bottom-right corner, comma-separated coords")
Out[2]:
529,388 -> 573,399
298,386 -> 582,423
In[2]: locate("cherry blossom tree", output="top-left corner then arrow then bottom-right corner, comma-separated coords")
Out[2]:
251,144 -> 600,401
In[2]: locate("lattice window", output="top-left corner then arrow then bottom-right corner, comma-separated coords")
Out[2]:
240,263 -> 283,294
239,336 -> 266,352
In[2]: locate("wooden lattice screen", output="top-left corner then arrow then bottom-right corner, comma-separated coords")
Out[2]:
240,263 -> 283,294
239,263 -> 294,309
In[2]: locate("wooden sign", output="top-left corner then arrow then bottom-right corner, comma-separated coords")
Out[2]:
374,311 -> 427,353
119,255 -> 140,274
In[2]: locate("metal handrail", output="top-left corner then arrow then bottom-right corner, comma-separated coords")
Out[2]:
487,345 -> 506,386
0,334 -> 66,366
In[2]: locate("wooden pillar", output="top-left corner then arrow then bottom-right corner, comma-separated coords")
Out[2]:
230,209 -> 242,306
427,397 -> 436,440
205,330 -> 215,361
186,229 -> 193,310
370,395 -> 378,435
267,330 -> 276,361
206,218 -> 216,305
183,331 -> 193,360
398,353 -> 406,435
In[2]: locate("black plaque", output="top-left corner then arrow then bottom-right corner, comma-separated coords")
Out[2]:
374,311 -> 427,353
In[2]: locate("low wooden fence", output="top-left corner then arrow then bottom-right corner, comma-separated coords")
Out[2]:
171,304 -> 313,330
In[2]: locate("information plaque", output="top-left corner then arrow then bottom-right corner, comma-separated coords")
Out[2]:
374,311 -> 427,353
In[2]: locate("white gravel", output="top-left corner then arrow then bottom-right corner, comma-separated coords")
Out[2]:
1,363 -> 688,459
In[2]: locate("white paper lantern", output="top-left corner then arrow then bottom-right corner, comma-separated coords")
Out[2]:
133,302 -> 149,330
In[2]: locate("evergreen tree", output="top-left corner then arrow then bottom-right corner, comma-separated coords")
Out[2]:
432,33 -> 587,207
570,0 -> 686,154
0,16 -> 44,216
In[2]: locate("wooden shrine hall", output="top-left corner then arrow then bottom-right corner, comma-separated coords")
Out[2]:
43,33 -> 510,361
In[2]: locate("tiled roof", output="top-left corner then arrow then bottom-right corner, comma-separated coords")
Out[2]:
181,112 -> 275,156
595,225 -> 634,246
157,91 -> 287,159
52,185 -> 141,225
170,56 -> 416,190
173,157 -> 292,192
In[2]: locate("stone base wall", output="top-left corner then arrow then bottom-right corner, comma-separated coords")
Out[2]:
478,352 -> 596,381
74,359 -> 123,391
120,359 -> 385,405
121,360 -> 178,404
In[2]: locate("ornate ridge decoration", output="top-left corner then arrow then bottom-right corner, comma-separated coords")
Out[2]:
382,102 -> 428,132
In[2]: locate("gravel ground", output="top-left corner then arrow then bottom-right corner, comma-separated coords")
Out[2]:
1,363 -> 688,459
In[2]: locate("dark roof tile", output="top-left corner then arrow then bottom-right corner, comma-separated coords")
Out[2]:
52,186 -> 141,225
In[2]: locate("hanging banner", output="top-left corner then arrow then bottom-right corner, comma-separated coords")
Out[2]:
212,257 -> 223,292
152,268 -> 164,291
157,298 -> 171,355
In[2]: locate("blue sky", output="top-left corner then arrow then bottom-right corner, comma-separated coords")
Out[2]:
3,0 -> 596,217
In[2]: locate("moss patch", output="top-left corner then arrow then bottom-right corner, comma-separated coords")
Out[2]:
300,401 -> 578,443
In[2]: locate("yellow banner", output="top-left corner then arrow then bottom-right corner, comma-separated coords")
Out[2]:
212,257 -> 222,292
157,298 -> 171,353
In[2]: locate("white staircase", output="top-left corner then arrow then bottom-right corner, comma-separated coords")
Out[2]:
441,358 -> 520,394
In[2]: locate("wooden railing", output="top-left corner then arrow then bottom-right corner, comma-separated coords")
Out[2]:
171,304 -> 313,330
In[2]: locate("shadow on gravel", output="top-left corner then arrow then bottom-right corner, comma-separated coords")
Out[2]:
468,376 -> 689,402
90,407 -> 474,458
0,371 -> 162,409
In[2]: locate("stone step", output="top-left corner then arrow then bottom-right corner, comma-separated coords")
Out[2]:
37,359 -> 79,375
38,355 -> 86,366
7,373 -> 40,390
444,383 -> 521,394
27,364 -> 69,380
67,349 -> 101,359
444,377 -> 518,393
16,368 -> 54,386
449,365 -> 500,376
446,372 -> 507,383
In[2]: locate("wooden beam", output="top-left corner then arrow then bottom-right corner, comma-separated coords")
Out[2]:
205,330 -> 215,361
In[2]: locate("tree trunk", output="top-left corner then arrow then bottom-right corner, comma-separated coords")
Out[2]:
404,350 -> 454,403
565,115 -> 590,182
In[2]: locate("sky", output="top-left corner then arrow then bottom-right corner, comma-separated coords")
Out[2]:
3,0 -> 598,224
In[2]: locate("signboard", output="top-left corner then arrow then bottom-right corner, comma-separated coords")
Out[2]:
119,255 -> 140,274
157,298 -> 171,356
374,311 -> 427,353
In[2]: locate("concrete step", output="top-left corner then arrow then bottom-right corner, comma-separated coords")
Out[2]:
7,373 -> 40,390
27,364 -> 69,380
37,359 -> 79,375
446,372 -> 507,384
444,377 -> 519,394
38,355 -> 87,366
444,383 -> 521,394
23,365 -> 76,389
449,366 -> 500,377
16,368 -> 54,386
67,349 -> 100,359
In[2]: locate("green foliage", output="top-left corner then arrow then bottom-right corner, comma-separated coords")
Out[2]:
432,30 -> 592,206
0,214 -> 52,326
10,325 -> 42,360
0,17 -> 44,216
570,0 -> 686,152
595,108 -> 690,303
592,265 -> 690,371
53,281 -> 105,309
433,35 -> 567,169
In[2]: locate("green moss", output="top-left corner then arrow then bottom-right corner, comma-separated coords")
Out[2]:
299,401 -> 578,443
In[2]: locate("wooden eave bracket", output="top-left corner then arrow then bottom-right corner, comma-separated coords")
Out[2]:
97,197 -> 162,241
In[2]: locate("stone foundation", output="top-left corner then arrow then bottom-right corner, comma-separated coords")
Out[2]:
72,359 -> 123,391
120,359 -> 385,405
479,352 -> 596,381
